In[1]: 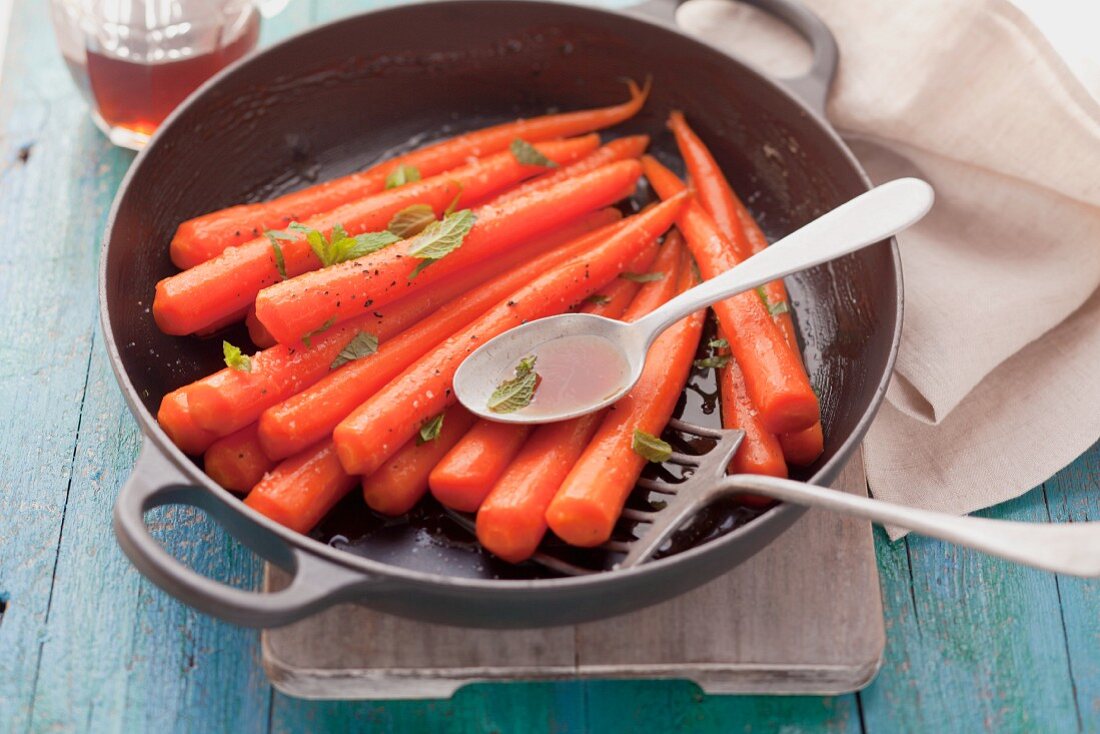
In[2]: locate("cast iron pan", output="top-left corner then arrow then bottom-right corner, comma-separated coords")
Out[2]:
102,0 -> 902,628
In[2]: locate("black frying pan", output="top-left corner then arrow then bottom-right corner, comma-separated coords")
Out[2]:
102,0 -> 902,628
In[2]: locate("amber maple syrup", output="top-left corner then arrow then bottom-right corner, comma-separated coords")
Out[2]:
84,13 -> 259,140
50,0 -> 263,148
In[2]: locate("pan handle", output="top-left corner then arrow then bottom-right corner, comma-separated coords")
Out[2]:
113,439 -> 378,627
630,0 -> 839,114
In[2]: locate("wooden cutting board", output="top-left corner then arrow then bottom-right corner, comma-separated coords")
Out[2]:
261,447 -> 883,699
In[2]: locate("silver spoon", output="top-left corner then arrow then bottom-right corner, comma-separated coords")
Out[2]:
455,177 -> 934,424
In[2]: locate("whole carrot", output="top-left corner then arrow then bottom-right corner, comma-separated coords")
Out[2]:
158,387 -> 219,456
203,424 -> 274,494
333,194 -> 688,479
428,422 -> 533,513
426,233 -> 662,512
363,405 -> 477,516
642,156 -> 819,435
577,235 -> 661,318
476,235 -> 683,562
667,112 -> 823,464
154,136 -> 598,336
490,135 -> 649,207
719,355 -> 788,479
254,158 -> 643,345
244,441 -> 355,534
545,247 -> 704,548
245,307 -> 276,349
170,81 -> 649,268
668,111 -> 796,346
256,211 -> 626,460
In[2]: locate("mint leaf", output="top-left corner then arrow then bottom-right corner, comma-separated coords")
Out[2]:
620,271 -> 664,283
301,316 -> 337,348
417,413 -> 445,444
330,331 -> 379,369
388,204 -> 437,238
584,294 -> 612,306
756,286 -> 790,317
334,231 -> 400,261
510,139 -> 557,168
287,221 -> 399,268
385,164 -> 421,190
444,180 -> 464,216
488,355 -> 539,414
222,340 -> 251,372
264,228 -> 296,280
694,354 -> 731,370
408,209 -> 477,278
632,430 -> 672,463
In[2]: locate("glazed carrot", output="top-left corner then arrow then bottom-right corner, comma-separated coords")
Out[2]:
778,423 -> 825,467
429,233 -> 667,514
203,424 -> 274,494
577,236 -> 661,318
255,158 -> 643,345
490,135 -> 649,207
257,211 -> 627,460
545,248 -> 705,547
193,307 -> 249,337
170,81 -> 649,268
334,194 -> 687,479
185,291 -> 435,438
642,156 -> 819,435
428,422 -> 533,512
668,110 -> 796,346
363,405 -> 478,516
244,441 -> 355,534
154,137 -> 599,336
718,356 -> 787,479
245,307 -> 276,349
157,387 -> 219,455
667,112 -> 823,464
476,236 -> 684,562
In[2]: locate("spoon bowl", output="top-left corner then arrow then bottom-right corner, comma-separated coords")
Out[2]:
454,313 -> 645,424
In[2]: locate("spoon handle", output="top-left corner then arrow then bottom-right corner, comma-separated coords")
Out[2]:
631,177 -> 934,342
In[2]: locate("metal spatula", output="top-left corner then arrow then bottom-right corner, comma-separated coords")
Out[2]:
448,419 -> 1100,578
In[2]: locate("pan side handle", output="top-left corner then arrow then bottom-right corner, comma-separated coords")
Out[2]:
629,0 -> 839,114
113,438 -> 379,628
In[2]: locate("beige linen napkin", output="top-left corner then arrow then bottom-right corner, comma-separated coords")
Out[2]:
677,0 -> 1100,535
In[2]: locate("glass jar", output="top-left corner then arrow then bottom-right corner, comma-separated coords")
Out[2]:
49,0 -> 284,149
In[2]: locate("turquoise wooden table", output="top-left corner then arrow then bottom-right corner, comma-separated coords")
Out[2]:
2,1 -> 1098,731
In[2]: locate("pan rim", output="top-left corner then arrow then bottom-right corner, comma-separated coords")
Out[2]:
99,0 -> 902,592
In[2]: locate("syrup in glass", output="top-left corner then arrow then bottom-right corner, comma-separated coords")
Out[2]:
50,0 -> 262,149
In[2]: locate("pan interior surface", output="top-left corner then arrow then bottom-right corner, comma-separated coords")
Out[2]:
104,2 -> 895,583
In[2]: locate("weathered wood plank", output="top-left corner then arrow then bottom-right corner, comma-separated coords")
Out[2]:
0,2 -> 117,730
861,493 -> 1081,733
1042,439 -> 1100,731
28,339 -> 272,733
20,2 -> 314,733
